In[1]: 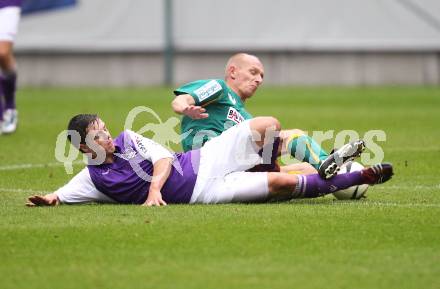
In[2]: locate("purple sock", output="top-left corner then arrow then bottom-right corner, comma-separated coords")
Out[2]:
0,79 -> 3,120
0,96 -> 3,121
293,172 -> 363,198
1,72 -> 17,110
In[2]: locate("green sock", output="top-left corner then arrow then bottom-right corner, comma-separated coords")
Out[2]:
287,134 -> 329,169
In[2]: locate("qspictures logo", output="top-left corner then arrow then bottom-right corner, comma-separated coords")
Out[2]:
54,106 -> 387,181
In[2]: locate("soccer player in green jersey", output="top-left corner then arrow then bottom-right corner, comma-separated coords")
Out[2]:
172,53 -> 365,179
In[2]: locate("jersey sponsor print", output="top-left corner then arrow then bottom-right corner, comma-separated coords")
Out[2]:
227,107 -> 245,124
194,80 -> 222,103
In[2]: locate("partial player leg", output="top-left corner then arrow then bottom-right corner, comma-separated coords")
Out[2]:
198,117 -> 281,177
0,41 -> 18,134
0,6 -> 21,134
279,162 -> 317,175
280,129 -> 366,180
281,129 -> 329,169
0,41 -> 15,71
191,117 -> 282,203
196,163 -> 392,204
0,89 -> 3,133
248,116 -> 281,148
268,163 -> 393,200
199,171 -> 271,203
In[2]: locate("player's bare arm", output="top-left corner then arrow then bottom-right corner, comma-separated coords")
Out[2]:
143,157 -> 173,207
171,94 -> 209,119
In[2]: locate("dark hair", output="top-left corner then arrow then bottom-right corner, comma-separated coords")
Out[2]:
67,114 -> 99,147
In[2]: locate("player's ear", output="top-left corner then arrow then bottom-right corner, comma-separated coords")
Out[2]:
229,65 -> 237,79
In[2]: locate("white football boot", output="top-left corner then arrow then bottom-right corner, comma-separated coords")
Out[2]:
318,140 -> 366,179
2,109 -> 18,134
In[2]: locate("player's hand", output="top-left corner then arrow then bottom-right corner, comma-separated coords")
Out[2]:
182,105 -> 209,119
26,194 -> 59,207
143,190 -> 167,207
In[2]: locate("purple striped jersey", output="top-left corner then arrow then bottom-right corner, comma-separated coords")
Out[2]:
0,0 -> 22,9
87,131 -> 200,204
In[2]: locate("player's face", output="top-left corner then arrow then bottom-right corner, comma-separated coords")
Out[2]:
86,118 -> 115,155
233,56 -> 264,100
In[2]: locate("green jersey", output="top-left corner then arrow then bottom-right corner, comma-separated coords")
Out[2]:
174,79 -> 253,151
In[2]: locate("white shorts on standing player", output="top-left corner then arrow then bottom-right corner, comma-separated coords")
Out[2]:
0,7 -> 21,42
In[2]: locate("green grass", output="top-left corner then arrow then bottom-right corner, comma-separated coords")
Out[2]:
1,86 -> 439,289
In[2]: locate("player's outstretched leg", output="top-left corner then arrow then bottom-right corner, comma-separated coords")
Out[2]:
267,162 -> 393,200
318,140 -> 366,179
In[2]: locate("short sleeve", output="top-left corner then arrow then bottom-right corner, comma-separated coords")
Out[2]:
127,130 -> 174,164
55,167 -> 116,204
174,79 -> 224,106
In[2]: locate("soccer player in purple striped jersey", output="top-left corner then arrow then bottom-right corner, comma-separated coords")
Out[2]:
26,114 -> 393,207
0,0 -> 21,134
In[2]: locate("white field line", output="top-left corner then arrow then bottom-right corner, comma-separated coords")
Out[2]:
330,201 -> 440,209
386,184 -> 440,190
1,187 -> 439,208
387,147 -> 440,152
0,188 -> 51,195
0,161 -> 84,171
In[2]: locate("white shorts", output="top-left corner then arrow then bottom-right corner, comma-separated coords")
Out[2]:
0,7 -> 21,42
191,120 -> 269,204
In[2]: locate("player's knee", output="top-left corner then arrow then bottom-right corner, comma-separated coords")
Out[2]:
260,116 -> 281,131
249,118 -> 279,148
269,117 -> 281,131
250,117 -> 281,134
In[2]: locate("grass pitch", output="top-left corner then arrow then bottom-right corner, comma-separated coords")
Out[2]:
0,86 -> 439,289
